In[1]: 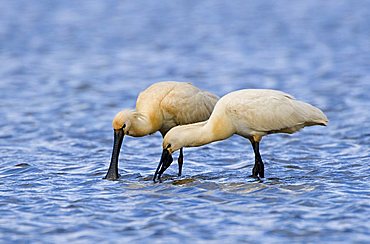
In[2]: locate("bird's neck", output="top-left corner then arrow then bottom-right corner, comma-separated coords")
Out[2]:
129,112 -> 160,137
180,116 -> 235,148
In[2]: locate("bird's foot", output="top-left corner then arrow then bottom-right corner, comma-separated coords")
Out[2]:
251,165 -> 264,181
248,174 -> 263,182
249,174 -> 260,179
252,162 -> 264,178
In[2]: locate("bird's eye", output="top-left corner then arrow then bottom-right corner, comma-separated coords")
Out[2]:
167,144 -> 171,149
122,124 -> 126,129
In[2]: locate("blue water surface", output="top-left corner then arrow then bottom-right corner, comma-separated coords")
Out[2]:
0,0 -> 370,243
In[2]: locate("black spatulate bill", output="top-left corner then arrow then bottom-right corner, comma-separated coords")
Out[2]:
104,129 -> 124,180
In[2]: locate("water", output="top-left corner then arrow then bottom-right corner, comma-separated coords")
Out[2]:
1,0 -> 370,243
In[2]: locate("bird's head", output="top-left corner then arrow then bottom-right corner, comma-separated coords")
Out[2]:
112,110 -> 133,135
153,126 -> 186,181
162,122 -> 206,154
153,122 -> 208,182
162,128 -> 183,154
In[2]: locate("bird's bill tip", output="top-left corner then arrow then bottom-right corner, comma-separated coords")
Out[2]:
153,149 -> 173,182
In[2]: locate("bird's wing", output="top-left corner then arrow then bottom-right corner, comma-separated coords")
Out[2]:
161,83 -> 219,125
227,90 -> 327,133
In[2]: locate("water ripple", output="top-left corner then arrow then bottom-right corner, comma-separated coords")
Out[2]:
1,0 -> 370,243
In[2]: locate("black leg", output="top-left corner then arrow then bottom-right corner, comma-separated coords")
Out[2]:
251,141 -> 264,178
178,148 -> 183,176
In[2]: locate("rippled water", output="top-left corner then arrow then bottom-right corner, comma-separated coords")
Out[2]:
1,0 -> 370,243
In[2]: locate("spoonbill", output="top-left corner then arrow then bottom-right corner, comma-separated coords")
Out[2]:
154,89 -> 328,181
104,81 -> 219,180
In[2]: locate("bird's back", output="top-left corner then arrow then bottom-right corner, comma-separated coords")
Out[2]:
215,89 -> 328,135
136,81 -> 219,135
136,81 -> 179,113
160,83 -> 219,133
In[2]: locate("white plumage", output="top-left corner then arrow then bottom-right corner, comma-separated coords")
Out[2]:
155,89 -> 328,180
105,81 -> 219,180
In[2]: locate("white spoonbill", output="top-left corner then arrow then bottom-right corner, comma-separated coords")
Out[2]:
104,81 -> 219,180
154,89 -> 328,181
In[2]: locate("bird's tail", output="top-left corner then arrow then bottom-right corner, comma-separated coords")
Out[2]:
295,101 -> 329,126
